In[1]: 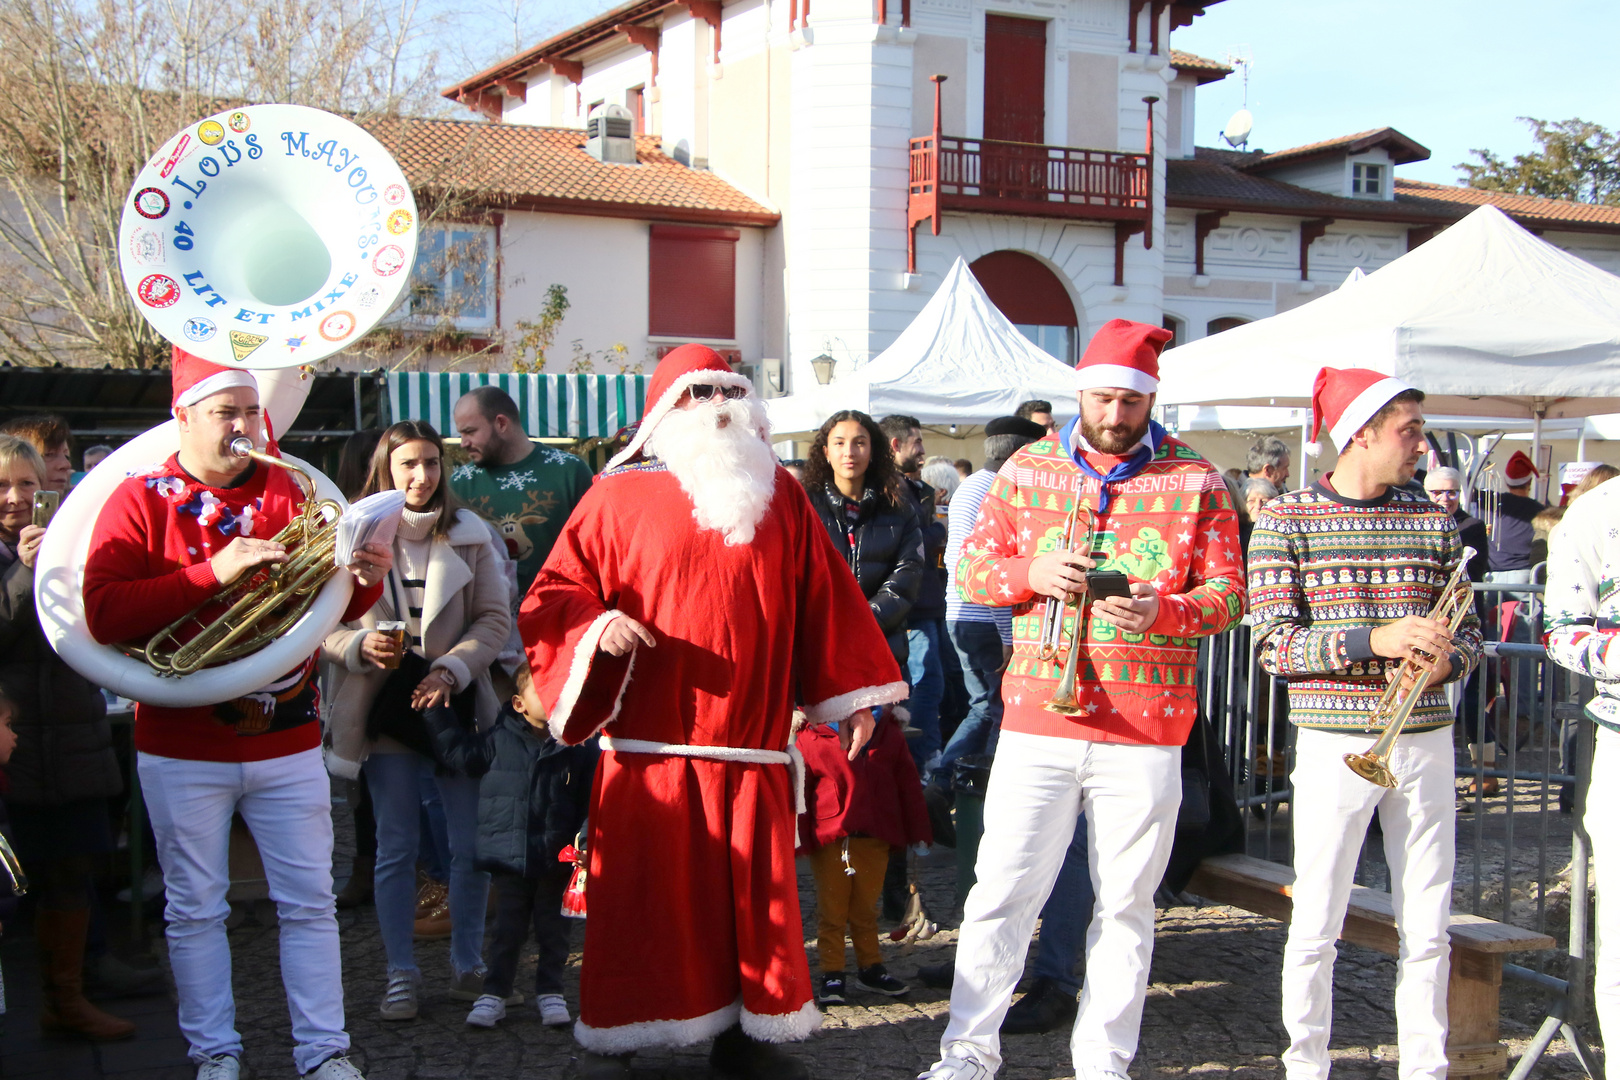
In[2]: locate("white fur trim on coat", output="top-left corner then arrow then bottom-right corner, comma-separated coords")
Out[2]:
551,609 -> 637,745
740,999 -> 822,1043
803,681 -> 910,726
606,368 -> 754,471
574,998 -> 741,1054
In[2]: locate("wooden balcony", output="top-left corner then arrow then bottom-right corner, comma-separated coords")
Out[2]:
906,77 -> 1160,282
907,135 -> 1151,225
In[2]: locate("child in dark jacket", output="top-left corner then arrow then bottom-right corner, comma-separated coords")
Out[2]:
431,661 -> 597,1030
796,709 -> 931,1007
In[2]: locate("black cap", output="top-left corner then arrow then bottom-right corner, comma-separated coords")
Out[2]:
985,416 -> 1047,439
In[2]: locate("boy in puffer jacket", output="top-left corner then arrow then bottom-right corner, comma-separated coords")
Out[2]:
437,660 -> 597,1030
796,708 -> 931,1008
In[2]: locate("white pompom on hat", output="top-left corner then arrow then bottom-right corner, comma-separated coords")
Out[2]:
1310,366 -> 1414,453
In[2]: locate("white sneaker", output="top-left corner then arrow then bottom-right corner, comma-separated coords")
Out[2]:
537,993 -> 571,1027
918,1057 -> 992,1080
302,1055 -> 367,1080
466,993 -> 507,1028
378,971 -> 419,1021
197,1055 -> 241,1080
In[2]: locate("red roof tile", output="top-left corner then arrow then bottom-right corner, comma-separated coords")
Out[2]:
1252,128 -> 1430,168
1168,50 -> 1232,84
1394,178 -> 1620,228
361,116 -> 777,226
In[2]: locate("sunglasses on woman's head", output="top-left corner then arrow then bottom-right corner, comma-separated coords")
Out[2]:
688,384 -> 748,401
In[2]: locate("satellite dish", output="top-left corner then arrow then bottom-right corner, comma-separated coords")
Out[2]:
1222,108 -> 1253,149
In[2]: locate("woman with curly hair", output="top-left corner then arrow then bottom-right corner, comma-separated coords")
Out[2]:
803,410 -> 924,667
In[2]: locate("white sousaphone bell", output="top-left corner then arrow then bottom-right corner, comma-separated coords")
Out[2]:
34,104 -> 419,707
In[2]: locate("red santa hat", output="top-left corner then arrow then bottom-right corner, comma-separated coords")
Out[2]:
1308,366 -> 1413,455
1504,450 -> 1538,484
171,346 -> 258,412
606,343 -> 754,470
1075,319 -> 1173,394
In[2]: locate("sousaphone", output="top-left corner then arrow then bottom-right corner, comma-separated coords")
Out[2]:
35,104 -> 419,707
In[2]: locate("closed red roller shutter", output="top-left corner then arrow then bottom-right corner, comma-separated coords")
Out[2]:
970,250 -> 1076,327
649,224 -> 738,339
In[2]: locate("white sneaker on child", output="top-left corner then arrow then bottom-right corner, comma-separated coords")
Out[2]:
537,993 -> 571,1027
465,994 -> 507,1028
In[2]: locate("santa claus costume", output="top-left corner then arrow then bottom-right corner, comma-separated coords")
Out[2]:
520,345 -> 907,1065
82,349 -> 385,1080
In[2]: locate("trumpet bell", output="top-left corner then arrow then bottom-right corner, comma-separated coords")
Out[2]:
1343,751 -> 1395,789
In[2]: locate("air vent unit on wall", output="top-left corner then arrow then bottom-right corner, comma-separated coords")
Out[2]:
586,103 -> 637,164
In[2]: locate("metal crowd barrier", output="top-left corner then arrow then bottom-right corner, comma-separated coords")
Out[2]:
1197,581 -> 1603,1077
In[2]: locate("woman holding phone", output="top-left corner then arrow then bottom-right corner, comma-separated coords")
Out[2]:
0,434 -> 134,1040
322,421 -> 511,1022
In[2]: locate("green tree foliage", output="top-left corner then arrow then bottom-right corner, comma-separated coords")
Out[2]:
1457,117 -> 1620,206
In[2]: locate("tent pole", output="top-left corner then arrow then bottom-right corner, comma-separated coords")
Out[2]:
1533,409 -> 1544,502
1300,419 -> 1310,487
1578,420 -> 1588,463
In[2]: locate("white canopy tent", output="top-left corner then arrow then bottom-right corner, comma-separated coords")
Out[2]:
765,257 -> 1079,437
1156,206 -> 1620,486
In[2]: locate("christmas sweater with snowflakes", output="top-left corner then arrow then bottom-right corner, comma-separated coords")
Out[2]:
450,446 -> 593,595
1543,477 -> 1620,732
956,431 -> 1245,746
83,454 -> 382,762
1247,479 -> 1482,733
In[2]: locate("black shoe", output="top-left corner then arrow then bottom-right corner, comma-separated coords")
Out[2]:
1000,976 -> 1078,1035
816,972 -> 847,1006
577,1051 -> 633,1079
856,963 -> 909,997
917,961 -> 955,989
710,1024 -> 809,1080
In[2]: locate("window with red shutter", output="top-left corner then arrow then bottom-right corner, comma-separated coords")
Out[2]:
648,224 -> 738,340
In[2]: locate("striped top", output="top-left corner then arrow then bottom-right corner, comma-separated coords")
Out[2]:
395,509 -> 437,657
1248,479 -> 1483,732
945,469 -> 1014,643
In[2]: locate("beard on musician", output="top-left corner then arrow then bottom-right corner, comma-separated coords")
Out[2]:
1079,388 -> 1154,455
646,389 -> 777,546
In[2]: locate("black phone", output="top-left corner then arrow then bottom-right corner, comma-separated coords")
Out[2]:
1085,569 -> 1132,600
32,490 -> 60,529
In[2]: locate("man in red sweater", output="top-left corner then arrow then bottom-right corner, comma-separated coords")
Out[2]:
925,320 -> 1245,1080
82,351 -> 390,1080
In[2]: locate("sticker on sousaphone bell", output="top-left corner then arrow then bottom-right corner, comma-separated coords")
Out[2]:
229,330 -> 268,361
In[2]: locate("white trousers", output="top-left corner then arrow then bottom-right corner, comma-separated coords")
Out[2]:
936,730 -> 1182,1078
1588,725 -> 1620,1049
1281,727 -> 1455,1080
138,748 -> 349,1074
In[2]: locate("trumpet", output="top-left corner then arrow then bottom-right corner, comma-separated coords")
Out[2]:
1037,504 -> 1097,715
1343,548 -> 1478,787
132,438 -> 344,678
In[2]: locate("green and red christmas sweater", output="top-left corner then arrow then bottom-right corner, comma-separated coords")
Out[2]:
956,421 -> 1245,746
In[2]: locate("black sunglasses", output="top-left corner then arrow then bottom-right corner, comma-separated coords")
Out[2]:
689,384 -> 748,401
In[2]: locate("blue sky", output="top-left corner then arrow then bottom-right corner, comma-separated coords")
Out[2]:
1171,0 -> 1618,185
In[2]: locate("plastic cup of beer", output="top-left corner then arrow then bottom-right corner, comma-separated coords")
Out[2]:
376,621 -> 407,669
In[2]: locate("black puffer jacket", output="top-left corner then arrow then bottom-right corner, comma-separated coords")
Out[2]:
808,482 -> 925,667
0,544 -> 121,807
466,707 -> 598,878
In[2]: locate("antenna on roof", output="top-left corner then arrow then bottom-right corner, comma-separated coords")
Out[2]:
1221,48 -> 1253,150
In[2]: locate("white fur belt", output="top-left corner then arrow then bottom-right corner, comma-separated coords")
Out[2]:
599,735 -> 809,839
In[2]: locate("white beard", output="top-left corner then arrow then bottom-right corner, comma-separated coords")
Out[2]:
645,395 -> 778,546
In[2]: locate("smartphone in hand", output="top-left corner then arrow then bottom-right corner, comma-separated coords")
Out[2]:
31,490 -> 59,529
1085,569 -> 1132,600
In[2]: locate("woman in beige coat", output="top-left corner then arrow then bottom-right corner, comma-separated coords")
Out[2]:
321,421 -> 511,1023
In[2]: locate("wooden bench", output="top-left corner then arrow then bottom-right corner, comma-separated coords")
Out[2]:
1186,853 -> 1555,1079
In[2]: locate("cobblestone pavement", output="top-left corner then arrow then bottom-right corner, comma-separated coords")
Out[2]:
0,786 -> 1601,1080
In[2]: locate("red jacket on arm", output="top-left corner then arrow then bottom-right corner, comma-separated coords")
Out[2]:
795,715 -> 932,853
83,455 -> 382,763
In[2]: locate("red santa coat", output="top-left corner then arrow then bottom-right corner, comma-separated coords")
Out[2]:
83,454 -> 382,762
521,460 -> 907,1052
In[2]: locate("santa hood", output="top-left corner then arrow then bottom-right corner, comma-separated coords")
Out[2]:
606,344 -> 754,470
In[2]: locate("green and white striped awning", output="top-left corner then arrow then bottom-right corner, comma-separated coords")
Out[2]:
387,373 -> 648,440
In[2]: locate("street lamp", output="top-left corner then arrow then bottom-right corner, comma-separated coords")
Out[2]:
811,353 -> 836,385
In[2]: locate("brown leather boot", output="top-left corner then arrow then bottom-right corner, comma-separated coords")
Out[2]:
37,908 -> 137,1041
